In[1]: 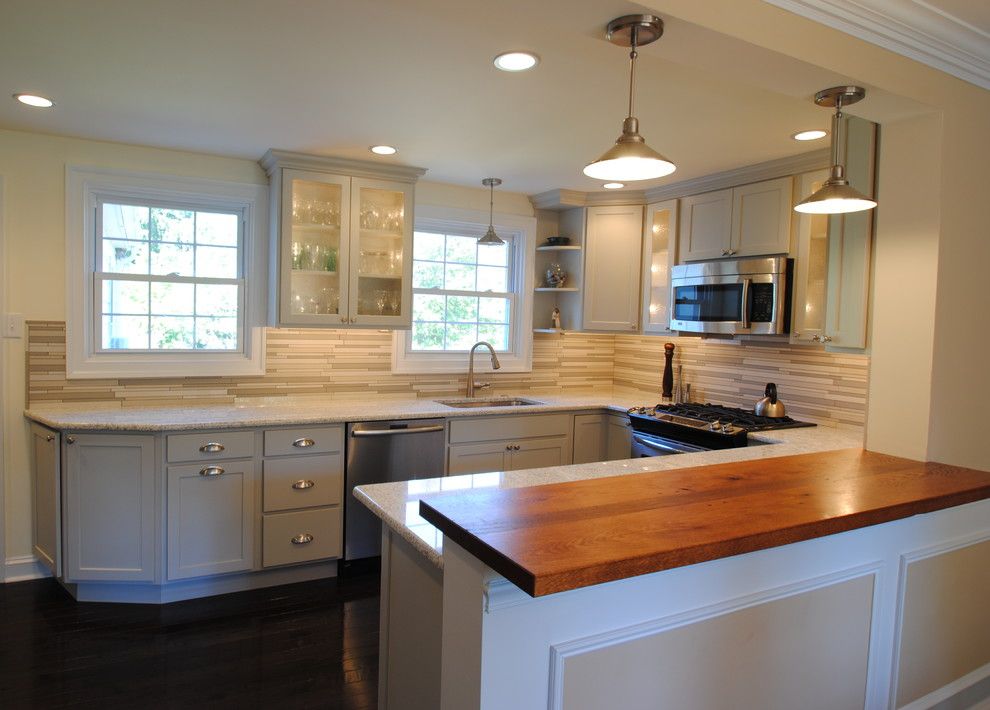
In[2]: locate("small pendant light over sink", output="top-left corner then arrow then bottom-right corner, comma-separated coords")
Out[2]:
479,178 -> 504,245
794,86 -> 878,215
583,15 -> 676,182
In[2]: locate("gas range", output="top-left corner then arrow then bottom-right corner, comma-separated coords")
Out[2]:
626,402 -> 816,456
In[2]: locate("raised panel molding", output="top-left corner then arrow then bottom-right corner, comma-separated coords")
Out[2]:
763,0 -> 990,90
547,562 -> 882,710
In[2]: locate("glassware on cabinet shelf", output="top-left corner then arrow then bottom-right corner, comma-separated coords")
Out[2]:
375,290 -> 389,315
388,292 -> 401,315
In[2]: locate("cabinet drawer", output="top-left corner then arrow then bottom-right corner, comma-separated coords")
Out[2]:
449,413 -> 571,444
264,426 -> 343,457
263,508 -> 342,567
167,431 -> 254,463
263,455 -> 343,512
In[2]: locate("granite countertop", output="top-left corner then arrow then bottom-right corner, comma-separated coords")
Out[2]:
24,392 -> 645,431
354,423 -> 864,568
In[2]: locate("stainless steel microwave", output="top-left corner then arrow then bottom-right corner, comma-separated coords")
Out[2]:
669,256 -> 792,335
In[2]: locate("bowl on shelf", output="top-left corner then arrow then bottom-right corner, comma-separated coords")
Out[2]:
544,236 -> 571,246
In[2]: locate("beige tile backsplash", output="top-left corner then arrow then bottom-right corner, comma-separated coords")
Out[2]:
26,321 -> 867,427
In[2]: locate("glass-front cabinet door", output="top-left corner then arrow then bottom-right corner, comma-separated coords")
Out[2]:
641,199 -> 678,333
348,178 -> 412,327
790,169 -> 828,344
279,169 -> 350,326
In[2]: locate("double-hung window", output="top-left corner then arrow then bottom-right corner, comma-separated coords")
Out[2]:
392,206 -> 535,373
66,167 -> 267,378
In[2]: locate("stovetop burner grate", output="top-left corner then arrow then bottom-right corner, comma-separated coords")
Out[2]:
651,403 -> 816,431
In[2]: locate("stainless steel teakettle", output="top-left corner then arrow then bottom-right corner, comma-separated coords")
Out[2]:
754,382 -> 786,418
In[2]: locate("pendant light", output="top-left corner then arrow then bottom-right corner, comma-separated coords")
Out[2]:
583,15 -> 676,182
794,86 -> 877,214
479,178 -> 504,245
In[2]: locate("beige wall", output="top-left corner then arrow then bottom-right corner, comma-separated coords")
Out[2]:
648,0 -> 990,471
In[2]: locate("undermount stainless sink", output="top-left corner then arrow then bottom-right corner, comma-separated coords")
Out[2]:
435,397 -> 544,409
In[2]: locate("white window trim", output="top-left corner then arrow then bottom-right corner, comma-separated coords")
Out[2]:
392,205 -> 535,374
66,166 -> 268,379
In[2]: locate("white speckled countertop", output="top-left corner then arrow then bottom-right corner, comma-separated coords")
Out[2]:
24,393 -> 643,432
354,421 -> 863,569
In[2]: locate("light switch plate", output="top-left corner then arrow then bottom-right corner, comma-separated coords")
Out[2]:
4,313 -> 24,339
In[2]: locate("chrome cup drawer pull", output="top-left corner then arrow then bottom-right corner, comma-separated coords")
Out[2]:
292,437 -> 316,448
291,533 -> 314,545
292,479 -> 316,490
199,466 -> 225,477
199,442 -> 225,453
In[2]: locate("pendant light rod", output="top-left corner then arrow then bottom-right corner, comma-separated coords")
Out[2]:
627,28 -> 638,119
479,178 -> 504,245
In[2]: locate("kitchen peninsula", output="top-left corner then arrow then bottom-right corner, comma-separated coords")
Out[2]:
355,433 -> 990,710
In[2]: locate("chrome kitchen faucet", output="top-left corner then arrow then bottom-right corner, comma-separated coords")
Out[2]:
466,341 -> 501,397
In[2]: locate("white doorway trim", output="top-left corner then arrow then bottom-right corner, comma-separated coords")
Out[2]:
0,175 -> 7,582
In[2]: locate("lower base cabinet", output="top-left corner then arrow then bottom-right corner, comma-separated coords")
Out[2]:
64,433 -> 157,583
606,414 -> 633,460
166,460 -> 256,581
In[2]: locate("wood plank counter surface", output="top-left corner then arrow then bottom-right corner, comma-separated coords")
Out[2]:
418,448 -> 990,597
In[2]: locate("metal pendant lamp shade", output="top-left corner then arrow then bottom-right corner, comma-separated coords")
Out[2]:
479,178 -> 504,245
794,86 -> 877,215
584,15 -> 676,182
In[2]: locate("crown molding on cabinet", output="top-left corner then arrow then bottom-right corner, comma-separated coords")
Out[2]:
530,149 -> 829,210
259,149 -> 428,182
763,0 -> 990,91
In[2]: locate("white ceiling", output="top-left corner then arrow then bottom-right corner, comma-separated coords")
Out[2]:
0,0 -> 929,195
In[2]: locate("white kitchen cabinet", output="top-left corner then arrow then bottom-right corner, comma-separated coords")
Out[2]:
823,117 -> 876,350
166,459 -> 256,580
606,414 -> 633,460
679,177 -> 792,262
790,168 -> 830,345
63,433 -> 157,582
261,151 -> 424,329
31,424 -> 60,576
641,200 -> 678,333
583,205 -> 644,331
790,117 -> 877,351
573,413 -> 607,464
447,413 -> 573,475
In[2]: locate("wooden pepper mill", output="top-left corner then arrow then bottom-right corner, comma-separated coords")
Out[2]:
661,342 -> 675,402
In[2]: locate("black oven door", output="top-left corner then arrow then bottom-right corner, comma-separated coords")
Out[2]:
631,431 -> 710,457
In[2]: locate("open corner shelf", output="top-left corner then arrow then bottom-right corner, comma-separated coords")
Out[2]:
534,287 -> 579,293
536,245 -> 582,252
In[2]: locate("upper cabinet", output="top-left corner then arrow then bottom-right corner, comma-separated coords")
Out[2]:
641,200 -> 678,333
679,176 -> 792,261
261,151 -> 425,328
583,205 -> 644,331
790,168 -> 830,344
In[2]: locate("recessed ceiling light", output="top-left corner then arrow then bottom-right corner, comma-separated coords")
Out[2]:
602,182 -> 625,189
792,129 -> 828,141
493,52 -> 539,72
13,93 -> 54,108
369,145 -> 397,155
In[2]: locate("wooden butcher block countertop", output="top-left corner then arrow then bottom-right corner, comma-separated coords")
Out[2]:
418,448 -> 990,597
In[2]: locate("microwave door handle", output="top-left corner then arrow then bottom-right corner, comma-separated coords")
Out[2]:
740,278 -> 751,329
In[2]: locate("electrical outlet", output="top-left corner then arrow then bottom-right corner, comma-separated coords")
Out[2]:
4,313 -> 24,339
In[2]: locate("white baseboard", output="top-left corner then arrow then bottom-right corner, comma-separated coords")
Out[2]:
3,554 -> 53,583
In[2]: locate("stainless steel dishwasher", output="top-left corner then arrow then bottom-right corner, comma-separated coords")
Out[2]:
345,418 -> 446,560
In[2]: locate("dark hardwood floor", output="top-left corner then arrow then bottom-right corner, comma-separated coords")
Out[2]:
0,565 -> 381,709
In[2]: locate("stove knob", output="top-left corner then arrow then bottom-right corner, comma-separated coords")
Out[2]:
710,420 -> 721,431
722,423 -> 733,434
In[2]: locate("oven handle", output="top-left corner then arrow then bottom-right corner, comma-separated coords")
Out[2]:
740,278 -> 751,329
632,433 -> 708,455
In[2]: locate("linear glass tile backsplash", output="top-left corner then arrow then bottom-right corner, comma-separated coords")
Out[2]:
26,322 -> 867,427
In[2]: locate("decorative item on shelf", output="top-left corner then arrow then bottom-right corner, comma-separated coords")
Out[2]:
551,307 -> 562,331
544,236 -> 571,246
360,205 -> 404,231
324,247 -> 338,272
479,177 -> 505,245
545,263 -> 567,288
794,86 -> 877,215
583,15 -> 676,182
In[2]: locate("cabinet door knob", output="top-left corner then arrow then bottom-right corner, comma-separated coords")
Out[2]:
199,442 -> 225,453
351,317 -> 357,324
66,436 -> 76,444
291,533 -> 314,545
292,479 -> 316,490
45,434 -> 56,442
505,444 -> 512,451
821,335 -> 833,343
341,317 -> 348,323
199,466 -> 225,477
292,437 -> 316,448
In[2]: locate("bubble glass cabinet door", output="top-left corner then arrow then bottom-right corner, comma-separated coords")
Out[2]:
278,169 -> 351,326
790,169 -> 828,344
641,199 -> 678,333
